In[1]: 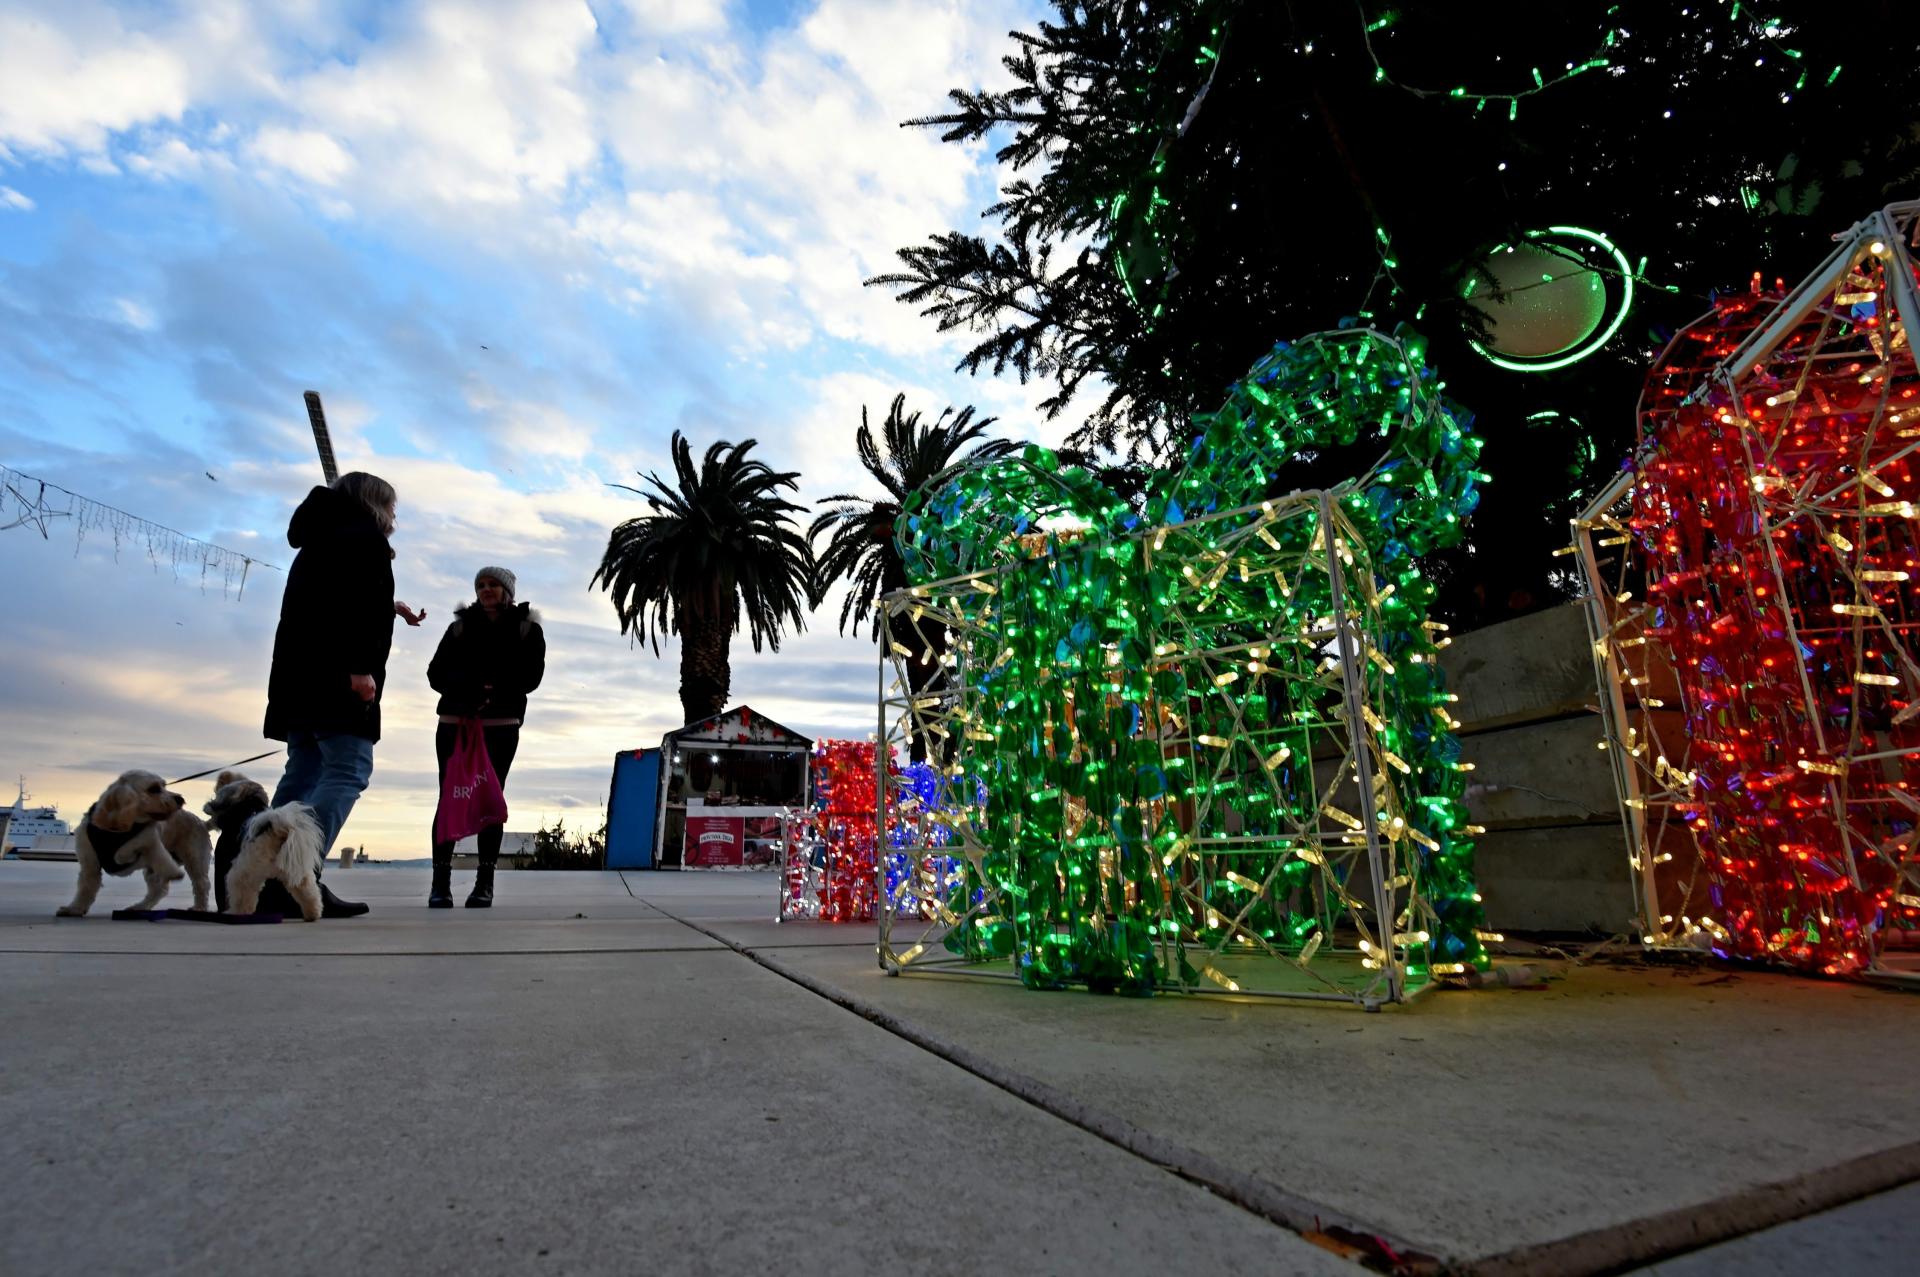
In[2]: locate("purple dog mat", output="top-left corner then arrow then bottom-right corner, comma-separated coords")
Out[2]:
110,908 -> 285,924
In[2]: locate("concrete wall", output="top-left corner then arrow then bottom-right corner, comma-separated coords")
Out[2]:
1437,601 -> 1638,934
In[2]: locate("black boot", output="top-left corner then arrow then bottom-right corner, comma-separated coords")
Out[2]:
464,857 -> 495,909
318,881 -> 370,919
428,846 -> 454,908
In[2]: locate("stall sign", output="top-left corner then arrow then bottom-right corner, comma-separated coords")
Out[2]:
684,815 -> 745,867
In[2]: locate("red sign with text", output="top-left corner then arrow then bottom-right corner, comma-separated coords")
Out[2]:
683,815 -> 745,867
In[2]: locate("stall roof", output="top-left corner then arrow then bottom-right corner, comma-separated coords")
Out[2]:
663,705 -> 811,750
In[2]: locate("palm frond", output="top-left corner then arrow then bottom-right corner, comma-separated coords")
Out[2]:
808,393 -> 1014,637
592,429 -> 814,655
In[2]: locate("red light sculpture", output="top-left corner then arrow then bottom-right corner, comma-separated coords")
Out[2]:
779,740 -> 891,923
1581,202 -> 1920,977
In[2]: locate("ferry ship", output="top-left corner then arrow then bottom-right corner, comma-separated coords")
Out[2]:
3,780 -> 73,857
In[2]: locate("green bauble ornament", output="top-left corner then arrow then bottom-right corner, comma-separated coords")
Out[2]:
1464,240 -> 1607,358
1462,226 -> 1635,373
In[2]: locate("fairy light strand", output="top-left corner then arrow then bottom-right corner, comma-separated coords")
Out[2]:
1356,1 -> 1843,120
0,464 -> 279,600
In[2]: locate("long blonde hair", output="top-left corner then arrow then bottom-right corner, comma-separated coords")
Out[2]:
332,471 -> 396,538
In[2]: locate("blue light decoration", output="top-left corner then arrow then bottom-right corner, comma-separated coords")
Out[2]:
886,761 -> 975,919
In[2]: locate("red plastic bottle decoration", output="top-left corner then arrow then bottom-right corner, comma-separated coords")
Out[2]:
783,739 -> 894,923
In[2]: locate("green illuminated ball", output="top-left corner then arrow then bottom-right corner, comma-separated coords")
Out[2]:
1115,201 -> 1171,306
1462,240 -> 1606,358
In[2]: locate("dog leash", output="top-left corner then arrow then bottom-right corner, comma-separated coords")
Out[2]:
169,750 -> 282,787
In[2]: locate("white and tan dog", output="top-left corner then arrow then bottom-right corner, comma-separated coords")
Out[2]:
225,803 -> 324,922
57,769 -> 213,916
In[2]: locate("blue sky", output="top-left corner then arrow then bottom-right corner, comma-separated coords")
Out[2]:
0,0 -> 1054,852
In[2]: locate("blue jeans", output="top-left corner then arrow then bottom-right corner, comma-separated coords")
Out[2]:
272,731 -> 375,873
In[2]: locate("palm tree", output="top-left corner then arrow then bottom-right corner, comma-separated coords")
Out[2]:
593,432 -> 812,725
810,394 -> 1013,759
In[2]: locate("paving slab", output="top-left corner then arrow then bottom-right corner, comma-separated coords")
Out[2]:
14,862 -> 1916,1274
0,946 -> 1350,1277
1622,1181 -> 1920,1276
769,947 -> 1920,1267
622,871 -> 1920,1270
618,870 -> 880,950
0,862 -> 703,955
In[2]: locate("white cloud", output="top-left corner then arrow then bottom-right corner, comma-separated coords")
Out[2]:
462,388 -> 601,462
125,136 -> 228,181
290,0 -> 601,208
0,186 -> 32,211
622,0 -> 729,34
114,297 -> 156,330
0,8 -> 193,154
774,369 -> 944,503
592,0 -> 1028,356
247,126 -> 354,185
0,0 -> 1037,369
573,189 -> 806,348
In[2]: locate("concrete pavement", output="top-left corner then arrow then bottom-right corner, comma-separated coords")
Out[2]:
1621,1181 -> 1920,1276
2,860 -> 1916,1275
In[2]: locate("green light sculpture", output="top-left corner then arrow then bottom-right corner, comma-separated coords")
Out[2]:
877,327 -> 1492,1005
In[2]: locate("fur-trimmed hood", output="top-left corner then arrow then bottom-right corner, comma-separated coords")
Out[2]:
452,600 -> 541,626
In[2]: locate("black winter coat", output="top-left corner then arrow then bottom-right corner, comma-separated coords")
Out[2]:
427,602 -> 546,723
263,487 -> 397,744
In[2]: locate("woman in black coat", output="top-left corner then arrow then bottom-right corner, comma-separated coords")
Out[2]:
263,471 -> 426,918
425,566 -> 546,908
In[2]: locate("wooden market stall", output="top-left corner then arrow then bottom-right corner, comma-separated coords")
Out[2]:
606,706 -> 811,869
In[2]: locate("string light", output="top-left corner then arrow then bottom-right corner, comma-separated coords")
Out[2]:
1357,3 -> 1840,119
1463,227 -> 1637,373
1,464 -> 276,599
1106,0 -> 1236,320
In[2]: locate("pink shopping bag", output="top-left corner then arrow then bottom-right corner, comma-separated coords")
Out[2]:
434,719 -> 509,844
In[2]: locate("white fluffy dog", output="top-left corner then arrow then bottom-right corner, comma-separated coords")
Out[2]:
58,769 -> 213,916
225,804 -> 325,922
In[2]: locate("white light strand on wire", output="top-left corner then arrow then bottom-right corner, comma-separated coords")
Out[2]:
0,464 -> 281,600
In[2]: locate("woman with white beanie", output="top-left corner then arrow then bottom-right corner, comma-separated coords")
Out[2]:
424,566 -> 546,907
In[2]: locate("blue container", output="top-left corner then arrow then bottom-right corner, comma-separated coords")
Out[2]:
605,749 -> 662,869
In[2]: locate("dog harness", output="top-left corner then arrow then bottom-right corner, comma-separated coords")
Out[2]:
82,806 -> 153,876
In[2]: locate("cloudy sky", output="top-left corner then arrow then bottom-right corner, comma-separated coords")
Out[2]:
0,0 -> 1058,855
